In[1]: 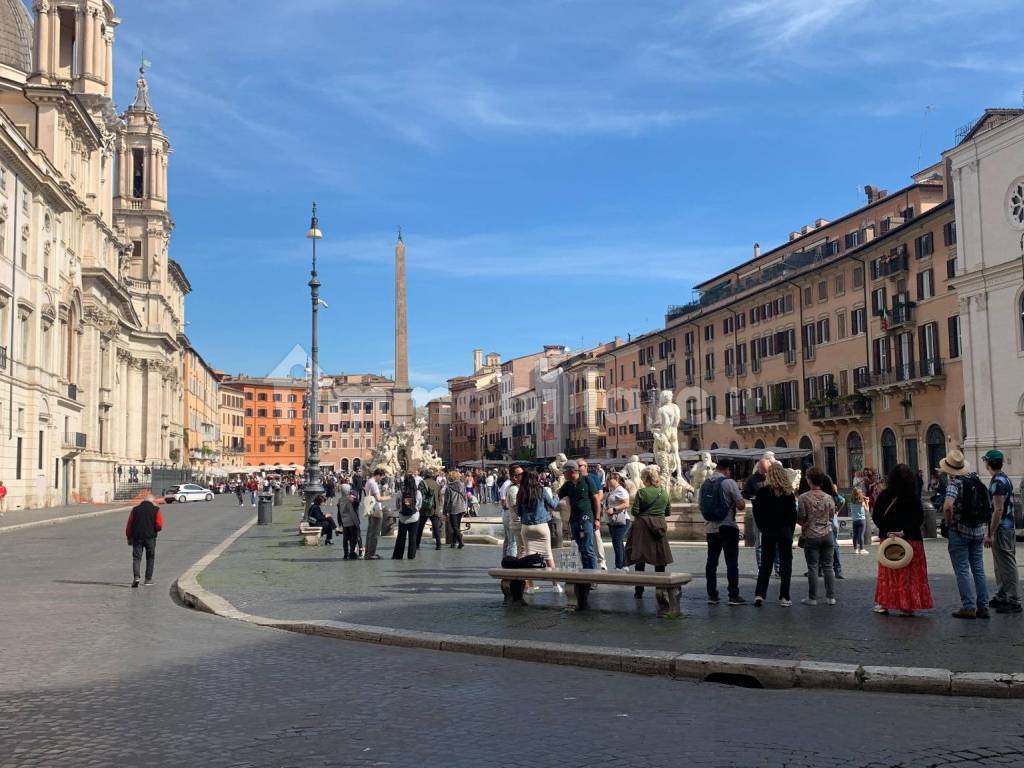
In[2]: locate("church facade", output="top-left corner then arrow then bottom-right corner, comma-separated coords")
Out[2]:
0,0 -> 188,507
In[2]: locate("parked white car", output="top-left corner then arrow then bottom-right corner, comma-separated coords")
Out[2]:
164,484 -> 214,503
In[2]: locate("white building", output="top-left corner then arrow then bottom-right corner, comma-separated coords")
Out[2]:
946,108 -> 1024,481
0,0 -> 188,507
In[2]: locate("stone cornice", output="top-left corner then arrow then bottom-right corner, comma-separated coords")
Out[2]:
22,84 -> 104,149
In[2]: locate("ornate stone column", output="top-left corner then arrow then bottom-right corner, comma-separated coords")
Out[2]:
33,1 -> 50,78
83,7 -> 95,80
104,29 -> 113,96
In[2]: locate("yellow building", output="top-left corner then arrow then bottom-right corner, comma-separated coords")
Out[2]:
217,376 -> 245,470
183,341 -> 219,479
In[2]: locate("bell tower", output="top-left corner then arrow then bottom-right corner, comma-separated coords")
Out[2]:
30,0 -> 117,97
114,63 -> 173,306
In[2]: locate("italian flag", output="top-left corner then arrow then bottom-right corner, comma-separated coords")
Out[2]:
880,306 -> 890,331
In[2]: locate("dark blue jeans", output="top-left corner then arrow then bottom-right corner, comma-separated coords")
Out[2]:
706,525 -> 741,600
608,523 -> 628,569
570,518 -> 597,570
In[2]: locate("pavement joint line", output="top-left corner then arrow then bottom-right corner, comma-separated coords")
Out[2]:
175,517 -> 1021,700
0,504 -> 133,534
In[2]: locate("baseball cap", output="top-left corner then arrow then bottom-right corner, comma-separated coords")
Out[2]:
562,460 -> 579,472
982,449 -> 1004,463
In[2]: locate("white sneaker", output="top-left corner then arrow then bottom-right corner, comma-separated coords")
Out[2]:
599,565 -> 608,571
779,598 -> 792,607
827,598 -> 837,606
553,583 -> 564,594
753,596 -> 764,606
801,598 -> 818,606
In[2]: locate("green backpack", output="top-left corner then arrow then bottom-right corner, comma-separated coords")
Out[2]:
419,480 -> 436,515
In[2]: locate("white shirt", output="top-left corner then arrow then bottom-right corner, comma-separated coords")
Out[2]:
486,474 -> 496,488
506,483 -> 520,524
498,479 -> 513,505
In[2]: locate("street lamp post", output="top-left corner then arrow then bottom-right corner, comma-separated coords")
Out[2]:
302,203 -> 325,515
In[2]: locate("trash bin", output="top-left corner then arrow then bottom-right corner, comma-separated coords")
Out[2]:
273,487 -> 284,506
257,492 -> 274,525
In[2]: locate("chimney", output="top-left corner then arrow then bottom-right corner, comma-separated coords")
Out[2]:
789,231 -> 800,242
753,242 -> 761,259
814,218 -> 829,228
473,348 -> 483,372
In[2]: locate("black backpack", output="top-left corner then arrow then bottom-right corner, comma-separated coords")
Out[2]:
957,475 -> 992,528
699,476 -> 730,523
419,480 -> 435,514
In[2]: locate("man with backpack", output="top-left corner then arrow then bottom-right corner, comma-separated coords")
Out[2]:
700,458 -> 748,606
416,471 -> 442,551
940,449 -> 991,619
982,450 -> 1021,614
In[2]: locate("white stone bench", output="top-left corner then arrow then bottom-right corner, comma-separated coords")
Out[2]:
298,522 -> 323,546
487,568 -> 691,617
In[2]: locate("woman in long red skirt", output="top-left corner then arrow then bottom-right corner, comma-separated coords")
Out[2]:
871,463 -> 934,616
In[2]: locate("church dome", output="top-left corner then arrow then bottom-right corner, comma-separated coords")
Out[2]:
0,0 -> 33,74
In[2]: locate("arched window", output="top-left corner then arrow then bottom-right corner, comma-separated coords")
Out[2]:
729,441 -> 740,450
846,431 -> 864,483
926,425 -> 945,476
340,458 -> 350,473
799,435 -> 814,467
754,439 -> 766,449
352,458 -> 361,471
881,428 -> 898,476
689,437 -> 700,450
710,442 -> 719,450
775,437 -> 788,448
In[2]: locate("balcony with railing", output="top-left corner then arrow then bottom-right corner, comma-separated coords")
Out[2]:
878,252 -> 909,278
807,398 -> 873,425
732,409 -> 798,431
883,303 -> 915,331
62,432 -> 87,451
860,358 -> 945,393
784,349 -> 797,366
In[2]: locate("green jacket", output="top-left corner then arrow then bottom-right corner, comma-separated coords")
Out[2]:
631,485 -> 670,518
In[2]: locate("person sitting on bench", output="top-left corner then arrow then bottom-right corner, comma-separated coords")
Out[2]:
308,494 -> 337,545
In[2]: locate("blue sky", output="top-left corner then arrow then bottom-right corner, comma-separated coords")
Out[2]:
91,0 -> 1021,398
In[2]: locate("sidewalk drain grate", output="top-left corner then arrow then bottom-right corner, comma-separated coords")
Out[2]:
711,642 -> 798,659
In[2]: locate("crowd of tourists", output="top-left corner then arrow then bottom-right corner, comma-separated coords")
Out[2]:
271,444 -> 1018,620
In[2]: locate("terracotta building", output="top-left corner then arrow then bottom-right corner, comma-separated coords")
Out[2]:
426,396 -> 452,466
317,373 -> 395,474
594,172 -> 963,484
229,376 -> 307,469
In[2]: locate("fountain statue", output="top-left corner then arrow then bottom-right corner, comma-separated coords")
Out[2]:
368,417 -> 444,478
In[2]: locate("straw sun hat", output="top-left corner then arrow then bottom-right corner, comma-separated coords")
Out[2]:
877,535 -> 914,570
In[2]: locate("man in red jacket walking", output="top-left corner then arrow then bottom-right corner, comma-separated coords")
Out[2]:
126,497 -> 164,588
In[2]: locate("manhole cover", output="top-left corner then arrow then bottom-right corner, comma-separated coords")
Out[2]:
712,642 -> 798,659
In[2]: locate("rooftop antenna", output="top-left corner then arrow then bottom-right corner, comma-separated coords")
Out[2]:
916,105 -> 934,171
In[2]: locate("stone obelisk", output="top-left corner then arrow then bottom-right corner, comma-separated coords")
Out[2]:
392,232 -> 413,427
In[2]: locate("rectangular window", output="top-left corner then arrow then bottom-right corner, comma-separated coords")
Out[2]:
851,307 -> 866,335
837,311 -> 847,339
948,315 -> 961,359
257,408 -> 266,418
946,257 -> 957,280
704,325 -> 714,342
943,220 -> 957,246
816,318 -> 830,345
871,287 -> 887,315
38,429 -> 43,470
853,266 -> 864,288
15,436 -> 22,479
914,232 -> 934,259
916,269 -> 935,301
834,274 -> 845,296
817,281 -> 827,301
803,286 -> 813,307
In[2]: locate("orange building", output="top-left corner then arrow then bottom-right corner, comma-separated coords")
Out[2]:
227,376 -> 308,469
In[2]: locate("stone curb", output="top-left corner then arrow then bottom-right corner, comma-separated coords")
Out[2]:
175,518 -> 1020,700
0,504 -> 132,534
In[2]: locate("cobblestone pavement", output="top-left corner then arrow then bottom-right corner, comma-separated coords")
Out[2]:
3,495 -> 1024,768
202,508 -> 1024,673
0,500 -> 129,529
